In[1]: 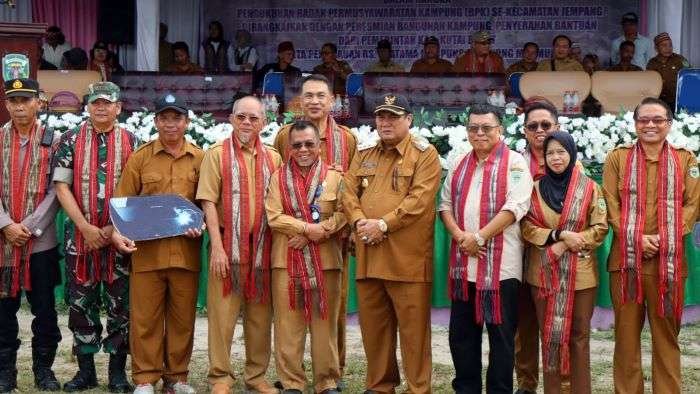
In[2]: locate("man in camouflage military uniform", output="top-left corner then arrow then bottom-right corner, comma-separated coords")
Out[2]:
646,32 -> 690,110
53,82 -> 137,392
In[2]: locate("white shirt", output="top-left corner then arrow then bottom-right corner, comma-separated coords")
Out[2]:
438,149 -> 533,282
229,46 -> 259,71
610,34 -> 654,69
42,42 -> 72,68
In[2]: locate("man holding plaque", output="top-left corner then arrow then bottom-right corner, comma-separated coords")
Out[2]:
111,93 -> 204,394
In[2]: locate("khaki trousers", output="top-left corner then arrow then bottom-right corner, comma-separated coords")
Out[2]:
356,278 -> 432,394
272,269 -> 341,393
207,269 -> 275,392
337,251 -> 349,376
610,272 -> 684,394
532,286 -> 596,394
129,268 -> 199,385
515,281 -> 540,392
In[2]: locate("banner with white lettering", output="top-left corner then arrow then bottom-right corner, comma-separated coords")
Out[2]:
202,0 -> 640,71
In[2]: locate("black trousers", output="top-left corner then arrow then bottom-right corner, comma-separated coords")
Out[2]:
449,278 -> 519,394
0,247 -> 62,352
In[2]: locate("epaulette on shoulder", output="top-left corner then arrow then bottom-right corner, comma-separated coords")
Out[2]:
669,142 -> 695,154
612,142 -> 634,151
133,140 -> 154,153
412,136 -> 431,152
357,139 -> 378,151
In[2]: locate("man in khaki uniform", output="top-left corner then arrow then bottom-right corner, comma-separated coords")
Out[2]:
266,120 -> 347,394
197,96 -> 282,394
366,40 -> 405,73
410,36 -> 453,73
274,74 -> 356,384
646,32 -> 690,110
505,42 -> 539,79
343,94 -> 442,393
313,43 -> 354,95
536,35 -> 584,72
111,94 -> 204,394
602,97 -> 700,394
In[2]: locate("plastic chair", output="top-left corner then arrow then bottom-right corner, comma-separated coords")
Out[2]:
509,72 -> 523,99
262,72 -> 284,97
346,72 -> 364,97
676,68 -> 700,114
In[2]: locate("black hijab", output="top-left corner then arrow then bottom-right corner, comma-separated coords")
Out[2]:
539,131 -> 578,213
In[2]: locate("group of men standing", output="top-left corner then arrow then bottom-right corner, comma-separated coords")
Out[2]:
0,70 -> 698,394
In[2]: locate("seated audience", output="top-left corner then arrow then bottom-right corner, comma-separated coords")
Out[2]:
167,41 -> 203,74
453,31 -> 505,73
537,35 -> 584,71
313,42 -> 354,95
570,42 -> 582,63
410,36 -> 453,73
42,25 -> 72,68
608,41 -> 643,71
255,41 -> 302,91
230,29 -> 259,72
89,41 -> 112,81
366,39 -> 405,72
582,54 -> 603,75
646,32 -> 690,109
39,45 -> 58,70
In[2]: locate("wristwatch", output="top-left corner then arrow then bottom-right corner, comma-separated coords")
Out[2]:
377,219 -> 388,233
473,231 -> 486,247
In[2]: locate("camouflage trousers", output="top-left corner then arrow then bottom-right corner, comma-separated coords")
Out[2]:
65,254 -> 130,355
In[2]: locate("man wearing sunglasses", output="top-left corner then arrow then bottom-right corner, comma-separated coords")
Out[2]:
196,96 -> 283,394
602,97 -> 699,393
343,94 -> 441,393
265,120 -> 347,394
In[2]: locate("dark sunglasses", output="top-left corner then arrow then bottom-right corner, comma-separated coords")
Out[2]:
291,141 -> 317,150
525,120 -> 555,132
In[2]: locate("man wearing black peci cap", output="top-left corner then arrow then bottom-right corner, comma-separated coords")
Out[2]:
343,94 -> 441,393
410,36 -> 453,73
111,93 -> 204,394
366,39 -> 405,73
0,78 -> 62,392
610,12 -> 654,69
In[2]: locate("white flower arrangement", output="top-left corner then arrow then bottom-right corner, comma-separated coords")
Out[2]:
39,111 -> 700,170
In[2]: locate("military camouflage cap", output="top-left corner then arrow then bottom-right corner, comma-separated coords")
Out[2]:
87,81 -> 120,103
471,30 -> 493,44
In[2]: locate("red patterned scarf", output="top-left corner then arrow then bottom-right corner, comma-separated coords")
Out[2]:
221,136 -> 275,301
278,158 -> 329,321
449,142 -> 510,324
0,121 -> 50,298
523,147 -> 545,180
461,49 -> 499,73
322,115 -> 350,171
526,167 -> 595,375
72,122 -> 132,284
620,141 -> 684,319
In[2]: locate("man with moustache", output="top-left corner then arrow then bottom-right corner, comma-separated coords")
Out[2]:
274,74 -> 356,384
266,120 -> 346,394
0,78 -> 61,392
453,31 -> 505,74
112,93 -> 204,394
197,96 -> 282,394
410,36 -> 453,73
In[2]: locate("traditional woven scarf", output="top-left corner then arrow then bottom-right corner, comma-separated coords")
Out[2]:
72,121 -> 132,284
449,142 -> 510,324
278,158 -> 329,321
527,167 -> 595,375
620,141 -> 684,319
322,115 -> 350,171
462,49 -> 499,73
523,147 -> 545,180
0,120 -> 50,298
221,136 -> 275,301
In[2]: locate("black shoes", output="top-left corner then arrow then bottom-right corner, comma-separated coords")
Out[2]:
32,347 -> 61,391
63,353 -> 98,392
107,353 -> 132,393
0,350 -> 17,393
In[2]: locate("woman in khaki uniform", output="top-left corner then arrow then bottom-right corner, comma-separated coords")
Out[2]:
521,132 -> 608,394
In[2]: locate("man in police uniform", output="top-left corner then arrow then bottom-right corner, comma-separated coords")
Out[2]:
343,94 -> 441,393
0,78 -> 61,392
646,32 -> 690,110
53,82 -> 137,392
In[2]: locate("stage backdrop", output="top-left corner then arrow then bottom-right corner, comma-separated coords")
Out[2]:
202,0 -> 640,71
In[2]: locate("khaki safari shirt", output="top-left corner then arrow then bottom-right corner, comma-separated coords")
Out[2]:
536,57 -> 584,72
409,58 -> 454,73
342,133 -> 442,282
115,138 -> 204,273
646,53 -> 690,107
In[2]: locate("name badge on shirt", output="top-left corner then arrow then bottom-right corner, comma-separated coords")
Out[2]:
509,167 -> 524,183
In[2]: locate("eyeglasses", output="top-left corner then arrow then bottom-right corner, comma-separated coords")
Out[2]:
467,124 -> 500,134
635,117 -> 670,126
291,141 -> 317,150
525,120 -> 555,132
234,114 -> 261,123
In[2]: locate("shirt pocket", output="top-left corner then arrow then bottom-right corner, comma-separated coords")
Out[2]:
356,167 -> 377,194
317,194 -> 337,220
141,172 -> 163,195
393,167 -> 414,195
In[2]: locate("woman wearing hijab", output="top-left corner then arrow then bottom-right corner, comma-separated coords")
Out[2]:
521,131 -> 608,393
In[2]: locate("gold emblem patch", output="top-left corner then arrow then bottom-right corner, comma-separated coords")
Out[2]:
384,95 -> 396,105
12,80 -> 22,89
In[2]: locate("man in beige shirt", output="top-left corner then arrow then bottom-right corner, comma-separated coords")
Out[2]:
439,103 -> 533,393
196,96 -> 282,394
266,120 -> 346,394
536,35 -> 584,72
410,36 -> 453,73
343,94 -> 441,393
366,40 -> 405,73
